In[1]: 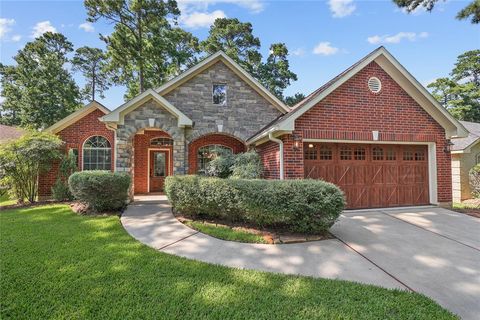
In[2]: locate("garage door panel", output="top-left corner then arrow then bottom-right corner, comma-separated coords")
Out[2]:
304,143 -> 429,209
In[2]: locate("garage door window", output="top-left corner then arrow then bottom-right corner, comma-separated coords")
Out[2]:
403,150 -> 414,161
340,146 -> 352,160
415,150 -> 425,161
304,144 -> 317,160
386,148 -> 396,160
372,147 -> 383,160
319,145 -> 333,160
354,147 -> 366,160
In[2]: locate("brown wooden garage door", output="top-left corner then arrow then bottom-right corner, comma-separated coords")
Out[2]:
304,143 -> 430,209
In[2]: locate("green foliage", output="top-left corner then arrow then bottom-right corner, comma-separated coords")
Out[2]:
51,149 -> 77,201
285,92 -> 306,107
231,151 -> 263,179
393,0 -> 479,24
68,171 -> 131,212
469,164 -> 480,198
72,46 -> 110,101
165,176 -> 345,233
0,32 -> 81,129
184,220 -> 268,244
428,50 -> 480,122
204,147 -> 235,178
0,204 -> 456,319
201,18 -> 262,75
84,0 -> 200,99
258,43 -> 298,99
0,131 -> 63,203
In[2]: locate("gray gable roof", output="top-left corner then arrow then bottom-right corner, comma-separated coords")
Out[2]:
452,121 -> 480,151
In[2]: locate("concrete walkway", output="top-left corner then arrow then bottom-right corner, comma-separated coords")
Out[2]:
121,195 -> 480,320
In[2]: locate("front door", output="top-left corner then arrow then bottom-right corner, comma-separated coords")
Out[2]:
149,150 -> 169,192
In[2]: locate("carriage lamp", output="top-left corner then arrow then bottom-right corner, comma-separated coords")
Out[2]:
444,140 -> 454,153
292,133 -> 302,151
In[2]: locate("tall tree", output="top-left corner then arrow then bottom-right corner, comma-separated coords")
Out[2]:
428,50 -> 480,122
284,93 -> 306,107
72,46 -> 110,101
0,32 -> 81,129
200,18 -> 262,75
84,0 -> 199,99
258,43 -> 297,99
393,0 -> 480,24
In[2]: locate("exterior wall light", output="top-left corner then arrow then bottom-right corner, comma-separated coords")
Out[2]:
444,140 -> 454,153
292,133 -> 302,151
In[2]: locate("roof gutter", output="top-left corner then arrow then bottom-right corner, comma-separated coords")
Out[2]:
268,132 -> 284,180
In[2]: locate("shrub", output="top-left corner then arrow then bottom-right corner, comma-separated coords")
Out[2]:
165,176 -> 345,233
231,151 -> 263,179
469,164 -> 480,198
0,131 -> 63,203
52,149 -> 77,201
204,147 -> 235,178
69,171 -> 131,212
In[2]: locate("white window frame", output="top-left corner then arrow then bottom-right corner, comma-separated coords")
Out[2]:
212,84 -> 227,106
82,135 -> 112,171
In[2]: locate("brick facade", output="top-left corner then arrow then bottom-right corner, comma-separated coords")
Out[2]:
39,108 -> 113,197
256,140 -> 279,179
257,61 -> 451,202
133,130 -> 173,194
187,133 -> 246,174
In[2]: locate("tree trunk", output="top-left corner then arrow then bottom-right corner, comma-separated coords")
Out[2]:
137,6 -> 145,93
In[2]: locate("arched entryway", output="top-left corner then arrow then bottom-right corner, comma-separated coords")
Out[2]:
188,133 -> 246,174
133,129 -> 174,194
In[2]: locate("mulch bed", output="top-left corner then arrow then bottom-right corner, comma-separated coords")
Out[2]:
174,212 -> 334,244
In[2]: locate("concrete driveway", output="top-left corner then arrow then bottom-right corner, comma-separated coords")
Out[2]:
121,197 -> 480,320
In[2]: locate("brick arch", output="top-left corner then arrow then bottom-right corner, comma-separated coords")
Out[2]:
188,133 -> 246,174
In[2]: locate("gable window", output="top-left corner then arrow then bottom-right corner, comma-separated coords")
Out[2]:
213,84 -> 227,105
197,145 -> 232,174
83,136 -> 111,171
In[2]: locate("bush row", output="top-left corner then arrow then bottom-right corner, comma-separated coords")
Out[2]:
69,171 -> 131,212
165,175 -> 345,233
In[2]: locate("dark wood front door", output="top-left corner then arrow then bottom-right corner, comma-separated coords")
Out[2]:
149,150 -> 169,192
304,143 -> 429,209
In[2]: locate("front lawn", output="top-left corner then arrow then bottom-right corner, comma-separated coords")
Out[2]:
0,205 -> 457,319
183,220 -> 269,244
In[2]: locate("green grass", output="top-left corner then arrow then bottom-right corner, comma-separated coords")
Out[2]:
0,193 -> 16,207
452,202 -> 480,209
184,220 -> 268,244
0,205 -> 458,320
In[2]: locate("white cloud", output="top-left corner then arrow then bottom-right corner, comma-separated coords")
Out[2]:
79,22 -> 94,32
367,31 -> 429,44
291,48 -> 305,57
178,0 -> 264,14
0,18 -> 15,39
180,10 -> 226,28
32,21 -> 56,38
313,42 -> 339,56
11,34 -> 21,42
328,0 -> 356,18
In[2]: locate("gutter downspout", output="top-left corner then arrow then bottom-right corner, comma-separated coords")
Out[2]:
268,132 -> 284,180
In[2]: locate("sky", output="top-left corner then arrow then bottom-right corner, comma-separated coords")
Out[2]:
1,0 -> 479,110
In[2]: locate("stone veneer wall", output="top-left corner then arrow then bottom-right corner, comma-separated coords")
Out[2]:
163,61 -> 282,143
115,99 -> 187,174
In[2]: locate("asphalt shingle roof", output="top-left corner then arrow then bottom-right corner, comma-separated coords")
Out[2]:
451,121 -> 480,151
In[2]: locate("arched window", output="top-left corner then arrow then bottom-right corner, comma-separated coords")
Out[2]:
197,145 -> 232,174
83,136 -> 111,171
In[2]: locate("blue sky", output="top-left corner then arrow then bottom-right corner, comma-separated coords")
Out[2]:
1,0 -> 479,110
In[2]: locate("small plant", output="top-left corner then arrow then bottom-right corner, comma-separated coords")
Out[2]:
204,146 -> 235,178
469,164 -> 480,198
0,131 -> 63,203
69,171 -> 131,213
231,151 -> 263,179
52,149 -> 77,201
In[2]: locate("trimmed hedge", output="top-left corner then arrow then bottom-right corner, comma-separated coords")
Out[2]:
69,171 -> 131,212
165,176 -> 345,233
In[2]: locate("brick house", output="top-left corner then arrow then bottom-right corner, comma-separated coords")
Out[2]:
41,47 -> 467,209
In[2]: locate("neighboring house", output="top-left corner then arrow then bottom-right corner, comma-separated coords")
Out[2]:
451,121 -> 480,202
40,47 -> 467,209
0,124 -> 24,144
